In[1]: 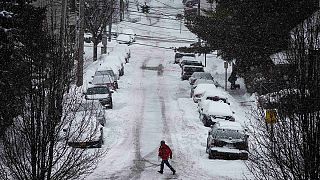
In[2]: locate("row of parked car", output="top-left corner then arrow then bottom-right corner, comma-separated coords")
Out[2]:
84,28 -> 136,45
63,43 -> 131,149
175,52 -> 249,160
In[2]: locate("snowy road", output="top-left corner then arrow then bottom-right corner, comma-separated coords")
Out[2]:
85,0 -> 253,179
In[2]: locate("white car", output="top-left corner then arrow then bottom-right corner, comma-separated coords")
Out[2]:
100,54 -> 124,76
115,44 -> 131,63
192,84 -> 217,103
63,100 -> 106,148
122,28 -> 136,42
199,101 -> 235,127
197,89 -> 230,112
190,79 -> 215,97
116,34 -> 132,44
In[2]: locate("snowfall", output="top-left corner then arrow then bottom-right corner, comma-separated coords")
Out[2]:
82,0 -> 256,179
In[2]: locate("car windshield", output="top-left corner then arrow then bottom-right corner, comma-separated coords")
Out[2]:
92,75 -> 112,84
214,129 -> 245,140
184,67 -> 204,72
207,96 -> 227,103
86,87 -> 109,95
95,70 -> 115,77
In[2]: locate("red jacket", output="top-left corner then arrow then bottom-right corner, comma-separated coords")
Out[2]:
158,144 -> 172,160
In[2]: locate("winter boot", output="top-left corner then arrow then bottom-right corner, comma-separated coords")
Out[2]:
158,171 -> 163,174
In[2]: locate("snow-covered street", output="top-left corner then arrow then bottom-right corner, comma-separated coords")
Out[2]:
85,0 -> 254,179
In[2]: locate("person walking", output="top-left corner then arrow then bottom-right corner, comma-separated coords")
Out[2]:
158,140 -> 176,175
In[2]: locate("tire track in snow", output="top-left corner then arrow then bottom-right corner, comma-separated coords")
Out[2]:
104,54 -> 150,180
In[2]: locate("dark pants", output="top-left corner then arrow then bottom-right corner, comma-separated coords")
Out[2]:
160,160 -> 175,172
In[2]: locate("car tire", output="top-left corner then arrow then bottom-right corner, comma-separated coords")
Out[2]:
208,150 -> 214,159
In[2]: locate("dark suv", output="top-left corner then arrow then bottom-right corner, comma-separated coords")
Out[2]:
206,121 -> 249,160
174,53 -> 195,64
84,86 -> 113,109
181,65 -> 204,80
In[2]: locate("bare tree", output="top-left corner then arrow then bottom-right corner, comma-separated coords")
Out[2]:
0,3 -> 104,180
246,11 -> 320,180
84,0 -> 115,61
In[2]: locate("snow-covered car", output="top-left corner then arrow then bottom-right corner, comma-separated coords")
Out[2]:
94,68 -> 118,88
84,86 -> 113,109
181,65 -> 204,80
116,34 -> 132,44
197,89 -> 230,112
90,74 -> 116,91
190,79 -> 215,97
206,121 -> 248,160
122,28 -> 136,42
64,100 -> 106,148
100,54 -> 124,76
189,72 -> 214,85
192,84 -> 217,103
114,44 -> 131,63
174,52 -> 195,64
199,101 -> 235,127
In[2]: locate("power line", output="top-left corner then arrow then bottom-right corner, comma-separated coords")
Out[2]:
127,10 -> 182,21
120,19 -> 190,32
116,24 -> 195,41
131,42 -> 174,49
116,31 -> 196,43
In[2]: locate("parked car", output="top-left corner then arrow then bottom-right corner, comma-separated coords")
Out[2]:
122,28 -> 136,42
198,88 -> 230,105
115,44 -> 131,63
206,121 -> 249,160
197,90 -> 230,113
94,69 -> 118,88
98,55 -> 120,80
190,79 -> 215,97
181,65 -> 204,80
90,74 -> 116,91
117,34 -> 132,44
108,53 -> 126,76
64,100 -> 106,148
100,54 -> 124,76
192,84 -> 217,103
180,59 -> 203,68
179,56 -> 198,67
199,101 -> 235,127
189,72 -> 214,85
84,85 -> 113,109
174,52 -> 195,64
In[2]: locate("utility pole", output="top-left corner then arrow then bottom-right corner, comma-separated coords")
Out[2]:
197,0 -> 200,16
224,61 -> 228,91
120,0 -> 124,21
197,0 -> 200,43
108,0 -> 113,42
76,0 -> 84,86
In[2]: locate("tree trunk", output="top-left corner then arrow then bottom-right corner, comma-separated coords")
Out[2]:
93,38 -> 98,61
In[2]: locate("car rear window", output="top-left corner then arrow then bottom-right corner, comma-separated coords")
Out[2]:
184,67 -> 204,72
214,129 -> 245,140
87,87 -> 110,95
